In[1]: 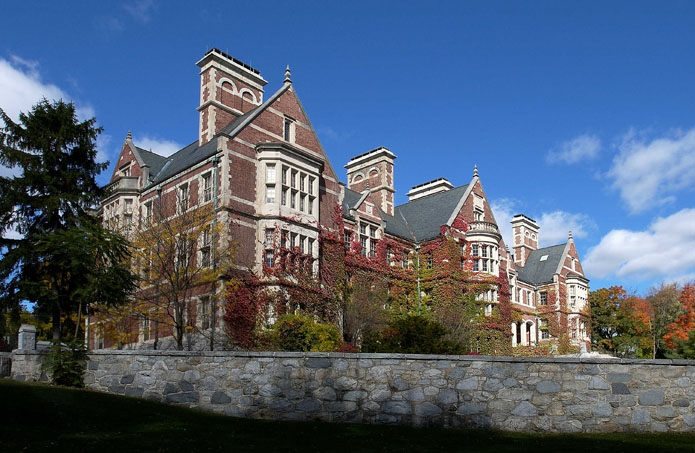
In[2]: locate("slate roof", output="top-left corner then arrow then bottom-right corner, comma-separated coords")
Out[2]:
135,147 -> 168,182
343,185 -> 469,242
394,185 -> 468,242
140,83 -> 291,187
516,243 -> 567,285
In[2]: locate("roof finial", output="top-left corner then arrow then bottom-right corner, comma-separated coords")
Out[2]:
127,130 -> 132,140
568,230 -> 573,240
284,65 -> 292,84
473,164 -> 478,178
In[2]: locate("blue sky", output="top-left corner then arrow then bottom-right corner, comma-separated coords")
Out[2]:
2,1 -> 694,295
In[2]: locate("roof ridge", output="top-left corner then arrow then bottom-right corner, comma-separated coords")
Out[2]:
220,83 -> 291,139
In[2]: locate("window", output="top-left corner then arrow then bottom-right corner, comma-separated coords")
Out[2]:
200,227 -> 212,267
482,259 -> 488,272
120,164 -> 131,177
472,244 -> 479,257
540,320 -> 550,339
203,173 -> 212,202
386,246 -> 392,264
482,246 -> 488,258
125,198 -> 133,212
474,209 -> 483,221
344,231 -> 351,251
143,201 -> 153,223
426,253 -> 433,269
291,170 -> 297,188
308,197 -> 313,215
516,287 -> 521,302
282,188 -> 288,206
281,230 -> 288,248
299,195 -> 304,212
284,117 -> 295,142
266,186 -> 276,204
308,238 -> 314,256
124,214 -> 133,232
290,190 -> 296,208
265,250 -> 274,267
360,224 -> 366,235
540,292 -> 548,306
308,177 -> 314,195
266,164 -> 276,184
199,296 -> 211,330
370,239 -> 377,258
141,316 -> 150,341
473,260 -> 479,272
291,233 -> 298,249
265,228 -> 274,248
360,236 -> 367,256
178,184 -> 189,211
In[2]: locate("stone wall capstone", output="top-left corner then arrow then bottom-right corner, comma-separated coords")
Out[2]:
9,350 -> 695,433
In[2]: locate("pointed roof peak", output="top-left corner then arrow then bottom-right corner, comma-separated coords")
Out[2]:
284,65 -> 292,84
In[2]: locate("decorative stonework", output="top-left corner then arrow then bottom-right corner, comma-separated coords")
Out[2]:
10,351 -> 695,433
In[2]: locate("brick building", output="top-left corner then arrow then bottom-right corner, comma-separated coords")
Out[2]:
94,48 -> 589,350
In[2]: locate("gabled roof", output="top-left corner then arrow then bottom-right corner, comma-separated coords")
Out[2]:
135,147 -> 168,181
516,243 -> 567,285
145,83 -> 292,187
394,184 -> 469,242
343,185 -> 469,242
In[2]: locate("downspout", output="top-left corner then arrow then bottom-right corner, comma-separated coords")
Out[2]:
210,155 -> 220,351
415,243 -> 421,313
154,185 -> 162,350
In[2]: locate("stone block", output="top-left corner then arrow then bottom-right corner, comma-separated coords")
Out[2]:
179,380 -> 194,392
511,401 -> 537,417
125,387 -> 144,398
383,401 -> 412,415
415,402 -> 443,417
211,391 -> 231,404
296,398 -> 321,412
312,386 -> 336,401
457,403 -> 486,415
436,389 -> 458,405
120,374 -> 135,385
592,402 -> 612,417
638,389 -> 665,406
305,358 -> 331,369
335,376 -> 358,391
166,391 -> 199,404
611,383 -> 630,395
606,373 -> 632,383
455,377 -> 478,391
672,398 -> 690,407
536,380 -> 561,394
588,376 -> 609,390
631,408 -> 651,425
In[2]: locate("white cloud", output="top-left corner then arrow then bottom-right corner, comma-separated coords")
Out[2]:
537,211 -> 593,247
607,127 -> 695,214
123,0 -> 157,23
584,208 -> 695,281
490,198 -> 516,249
491,199 -> 593,249
546,134 -> 601,165
134,135 -> 182,157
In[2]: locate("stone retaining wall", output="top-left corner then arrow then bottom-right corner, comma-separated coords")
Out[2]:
9,350 -> 695,433
0,352 -> 11,378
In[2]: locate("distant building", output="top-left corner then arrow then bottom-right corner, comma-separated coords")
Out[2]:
94,48 -> 589,350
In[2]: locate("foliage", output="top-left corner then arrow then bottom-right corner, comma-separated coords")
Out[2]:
266,314 -> 341,352
42,340 -> 89,387
646,283 -> 683,358
0,100 -> 136,341
362,314 -> 463,354
664,283 -> 695,357
589,286 -> 652,358
131,199 -> 232,351
223,276 -> 267,349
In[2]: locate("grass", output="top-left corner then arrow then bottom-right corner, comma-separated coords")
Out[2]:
1,379 -> 694,452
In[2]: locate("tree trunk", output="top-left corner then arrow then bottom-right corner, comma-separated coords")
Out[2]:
52,306 -> 61,342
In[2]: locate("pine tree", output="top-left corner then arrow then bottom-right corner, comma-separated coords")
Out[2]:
0,99 -> 136,341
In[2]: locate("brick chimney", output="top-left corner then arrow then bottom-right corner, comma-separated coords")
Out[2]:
345,147 -> 397,216
196,48 -> 267,145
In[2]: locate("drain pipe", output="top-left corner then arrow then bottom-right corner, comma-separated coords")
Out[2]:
209,155 -> 220,351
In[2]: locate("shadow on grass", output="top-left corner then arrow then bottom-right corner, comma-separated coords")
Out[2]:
1,379 -> 694,452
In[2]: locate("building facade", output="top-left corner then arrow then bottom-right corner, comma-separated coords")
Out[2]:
94,48 -> 589,350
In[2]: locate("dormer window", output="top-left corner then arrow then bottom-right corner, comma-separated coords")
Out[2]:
120,163 -> 131,177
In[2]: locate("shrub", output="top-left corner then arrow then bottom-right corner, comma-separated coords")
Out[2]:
270,314 -> 341,352
42,340 -> 88,387
362,314 -> 463,354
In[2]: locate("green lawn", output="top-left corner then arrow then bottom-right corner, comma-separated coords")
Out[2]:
1,379 -> 694,452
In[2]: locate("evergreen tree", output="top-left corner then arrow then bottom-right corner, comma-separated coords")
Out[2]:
0,99 -> 136,341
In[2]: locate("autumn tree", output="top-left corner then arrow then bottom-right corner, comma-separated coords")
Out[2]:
664,283 -> 695,358
589,286 -> 652,358
646,282 -> 683,358
0,100 -> 136,341
127,193 -> 232,351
